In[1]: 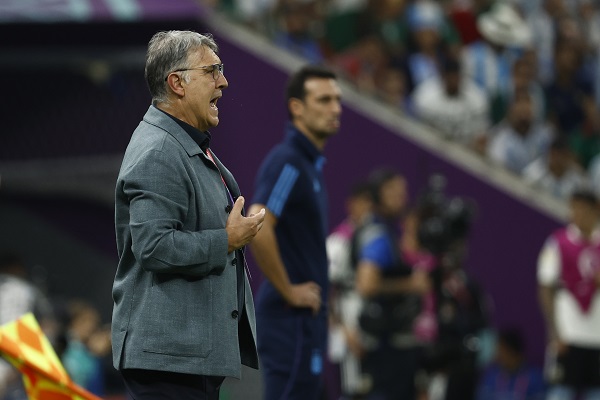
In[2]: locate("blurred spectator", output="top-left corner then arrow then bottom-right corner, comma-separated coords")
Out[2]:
322,0 -> 368,56
375,67 -> 410,111
0,252 -> 53,400
446,0 -> 490,46
476,329 -> 546,400
404,0 -> 447,87
526,0 -> 568,84
490,52 -> 545,125
587,152 -> 600,196
332,34 -> 392,95
224,0 -> 278,34
517,0 -> 543,16
523,136 -> 588,200
273,0 -> 324,64
545,35 -> 600,169
354,169 -> 430,400
327,181 -> 374,399
62,300 -> 107,396
487,91 -> 553,174
355,0 -> 411,61
567,114 -> 600,171
462,2 -> 531,96
545,38 -> 595,135
556,12 -> 586,45
577,0 -> 600,55
561,0 -> 581,15
538,189 -> 600,400
412,56 -> 489,151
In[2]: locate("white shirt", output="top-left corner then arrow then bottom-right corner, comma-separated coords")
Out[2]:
487,121 -> 553,174
523,157 -> 589,200
537,225 -> 600,347
461,41 -> 521,95
526,10 -> 555,84
412,76 -> 490,145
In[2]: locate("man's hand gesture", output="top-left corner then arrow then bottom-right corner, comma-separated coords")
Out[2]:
226,196 -> 265,253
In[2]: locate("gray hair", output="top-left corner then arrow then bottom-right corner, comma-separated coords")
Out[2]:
145,30 -> 218,104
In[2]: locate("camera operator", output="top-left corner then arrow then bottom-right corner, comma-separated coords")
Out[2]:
354,168 -> 431,400
416,175 -> 491,400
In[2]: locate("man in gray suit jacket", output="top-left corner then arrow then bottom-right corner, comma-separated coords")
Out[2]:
112,30 -> 265,399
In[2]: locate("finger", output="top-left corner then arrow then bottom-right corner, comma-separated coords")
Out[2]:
312,299 -> 321,315
248,208 -> 265,220
310,299 -> 318,314
248,209 -> 262,217
247,203 -> 266,216
251,211 -> 266,225
231,196 -> 245,214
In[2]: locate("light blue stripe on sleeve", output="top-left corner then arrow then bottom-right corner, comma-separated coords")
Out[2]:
266,164 -> 299,217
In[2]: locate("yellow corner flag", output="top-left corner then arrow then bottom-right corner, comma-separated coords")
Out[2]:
0,312 -> 103,400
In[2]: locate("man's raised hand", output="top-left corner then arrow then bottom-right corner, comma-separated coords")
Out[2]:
226,196 -> 266,253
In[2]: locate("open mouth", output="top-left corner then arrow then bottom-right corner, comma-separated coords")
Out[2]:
210,95 -> 220,111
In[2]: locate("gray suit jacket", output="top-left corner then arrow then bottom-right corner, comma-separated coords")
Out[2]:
112,105 -> 258,378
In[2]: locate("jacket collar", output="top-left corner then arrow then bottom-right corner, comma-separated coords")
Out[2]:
142,105 -> 205,158
143,105 -> 242,200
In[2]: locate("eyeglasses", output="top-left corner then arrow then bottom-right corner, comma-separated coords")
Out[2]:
164,64 -> 224,81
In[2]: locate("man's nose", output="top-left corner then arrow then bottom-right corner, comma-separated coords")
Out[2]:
332,101 -> 342,115
216,73 -> 228,89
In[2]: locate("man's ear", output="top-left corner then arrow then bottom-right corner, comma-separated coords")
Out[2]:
165,73 -> 186,97
288,98 -> 303,119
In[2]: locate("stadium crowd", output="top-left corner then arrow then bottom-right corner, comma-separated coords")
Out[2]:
217,0 -> 600,201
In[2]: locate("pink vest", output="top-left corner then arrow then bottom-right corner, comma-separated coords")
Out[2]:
554,227 -> 600,313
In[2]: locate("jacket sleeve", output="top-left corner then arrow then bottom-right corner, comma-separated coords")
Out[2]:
121,147 -> 228,277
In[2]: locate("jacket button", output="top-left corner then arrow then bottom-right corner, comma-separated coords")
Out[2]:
225,204 -> 232,213
231,258 -> 237,266
231,310 -> 239,319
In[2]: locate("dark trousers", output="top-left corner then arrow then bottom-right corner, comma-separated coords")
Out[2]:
257,313 -> 327,400
121,369 -> 225,400
557,345 -> 600,389
362,344 -> 421,400
443,357 -> 478,400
